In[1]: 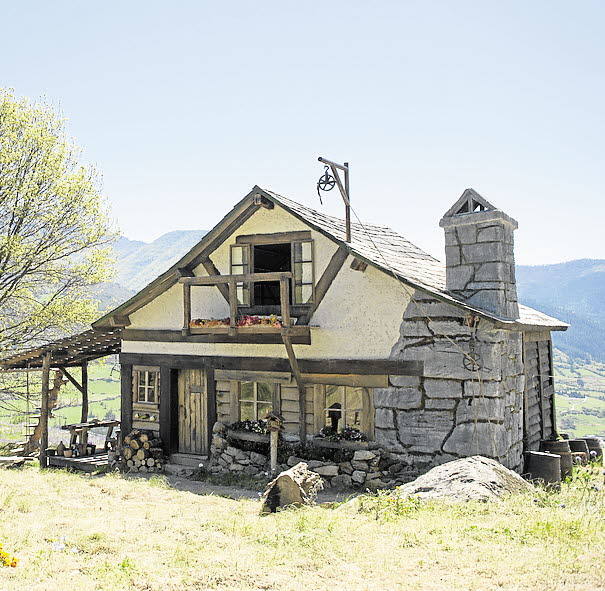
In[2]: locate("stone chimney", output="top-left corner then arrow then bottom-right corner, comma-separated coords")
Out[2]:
439,188 -> 519,320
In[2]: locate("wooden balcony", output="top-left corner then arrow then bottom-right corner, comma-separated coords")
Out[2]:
179,272 -> 311,340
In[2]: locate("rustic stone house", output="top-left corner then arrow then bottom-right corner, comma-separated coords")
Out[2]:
92,186 -> 567,483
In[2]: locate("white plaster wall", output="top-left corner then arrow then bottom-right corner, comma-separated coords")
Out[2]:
124,203 -> 411,359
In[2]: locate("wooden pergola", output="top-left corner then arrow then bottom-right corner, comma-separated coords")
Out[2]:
0,328 -> 122,467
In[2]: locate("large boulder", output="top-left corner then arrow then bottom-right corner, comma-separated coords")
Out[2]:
260,462 -> 323,514
395,456 -> 533,502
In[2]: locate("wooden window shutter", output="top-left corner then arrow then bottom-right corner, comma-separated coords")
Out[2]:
292,240 -> 314,304
230,244 -> 251,305
132,369 -> 140,404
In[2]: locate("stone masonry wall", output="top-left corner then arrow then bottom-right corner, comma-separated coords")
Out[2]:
441,212 -> 519,320
374,292 -> 525,473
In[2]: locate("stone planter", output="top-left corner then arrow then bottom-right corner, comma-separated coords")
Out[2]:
226,429 -> 269,444
312,438 -> 369,450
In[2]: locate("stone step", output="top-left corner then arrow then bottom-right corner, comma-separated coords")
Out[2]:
163,463 -> 194,476
169,453 -> 207,468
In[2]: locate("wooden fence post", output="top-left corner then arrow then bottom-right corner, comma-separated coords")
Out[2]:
39,353 -> 51,469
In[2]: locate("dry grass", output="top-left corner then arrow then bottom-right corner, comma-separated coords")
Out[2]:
0,466 -> 603,591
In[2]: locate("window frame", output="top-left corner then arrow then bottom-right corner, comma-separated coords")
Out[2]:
132,366 -> 160,406
313,384 -> 374,439
236,380 -> 279,421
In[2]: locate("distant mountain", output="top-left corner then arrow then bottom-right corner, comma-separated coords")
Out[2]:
97,232 -> 604,362
111,230 -> 207,292
516,260 -> 605,361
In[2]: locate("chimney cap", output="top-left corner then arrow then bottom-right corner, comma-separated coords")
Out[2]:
439,188 -> 518,229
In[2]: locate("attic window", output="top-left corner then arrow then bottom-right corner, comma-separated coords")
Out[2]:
230,235 -> 314,306
253,243 -> 291,305
455,197 -> 487,215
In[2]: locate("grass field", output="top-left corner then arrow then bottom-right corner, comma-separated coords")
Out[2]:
0,465 -> 603,591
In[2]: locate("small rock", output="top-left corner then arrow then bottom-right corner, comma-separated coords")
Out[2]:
314,465 -> 339,477
351,460 -> 369,471
307,460 -> 325,469
229,463 -> 245,472
212,421 -> 226,434
260,463 -> 323,514
250,452 -> 267,465
332,474 -> 352,489
339,461 -> 353,474
351,470 -> 365,484
287,455 -> 304,467
225,446 -> 238,457
388,462 -> 403,474
353,450 -> 376,461
243,465 -> 258,476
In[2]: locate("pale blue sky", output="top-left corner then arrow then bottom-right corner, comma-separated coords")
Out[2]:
3,1 -> 604,264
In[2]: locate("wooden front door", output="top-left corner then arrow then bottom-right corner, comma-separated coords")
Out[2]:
177,369 -> 208,455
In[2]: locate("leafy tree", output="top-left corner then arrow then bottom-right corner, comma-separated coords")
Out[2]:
0,89 -> 115,353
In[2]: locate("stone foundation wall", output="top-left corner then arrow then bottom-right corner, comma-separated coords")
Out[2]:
208,423 -> 418,489
377,293 -> 525,472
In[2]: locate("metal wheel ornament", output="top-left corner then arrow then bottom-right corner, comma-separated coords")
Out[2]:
317,166 -> 336,203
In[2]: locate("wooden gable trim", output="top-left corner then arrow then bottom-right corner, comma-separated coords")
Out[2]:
93,190 -> 265,328
235,231 -> 312,245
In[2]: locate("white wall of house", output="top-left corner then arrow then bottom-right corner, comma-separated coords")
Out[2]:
122,203 -> 411,359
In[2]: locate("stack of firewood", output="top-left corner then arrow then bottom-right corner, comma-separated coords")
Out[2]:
119,430 -> 165,473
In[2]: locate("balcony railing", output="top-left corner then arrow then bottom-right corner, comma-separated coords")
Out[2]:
179,272 -> 306,337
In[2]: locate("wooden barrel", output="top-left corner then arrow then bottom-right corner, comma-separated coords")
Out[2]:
571,452 -> 588,465
539,440 -> 573,478
568,439 -> 590,464
525,451 -> 561,486
582,438 -> 603,463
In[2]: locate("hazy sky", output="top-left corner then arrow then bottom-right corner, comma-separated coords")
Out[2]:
3,2 -> 604,265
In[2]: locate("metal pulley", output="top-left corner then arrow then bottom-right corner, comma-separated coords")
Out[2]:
316,165 -> 336,204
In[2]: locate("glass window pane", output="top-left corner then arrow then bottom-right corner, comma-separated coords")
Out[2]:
240,382 -> 254,400
147,388 -> 156,403
138,373 -> 146,387
345,410 -> 361,427
301,284 -> 313,302
345,387 -> 363,410
257,382 -> 273,402
258,402 -> 272,417
147,372 -> 156,388
232,247 -> 243,265
301,262 -> 312,283
236,284 -> 246,305
301,241 -> 312,260
294,284 -> 303,303
138,386 -> 146,401
239,402 -> 255,421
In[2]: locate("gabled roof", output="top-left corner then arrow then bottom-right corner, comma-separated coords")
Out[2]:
93,186 -> 568,332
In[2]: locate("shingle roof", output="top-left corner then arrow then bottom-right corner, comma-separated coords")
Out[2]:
263,188 -> 568,331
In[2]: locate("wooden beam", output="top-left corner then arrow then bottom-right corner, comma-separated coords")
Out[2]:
350,258 -> 368,272
180,271 -> 292,286
120,353 -> 424,376
182,282 -> 191,336
122,328 -> 311,345
199,258 -> 230,303
206,367 -> 217,452
177,267 -> 195,278
548,338 -> 557,438
280,276 -> 291,327
228,280 -> 237,336
282,334 -> 306,442
236,231 -> 311,245
120,364 -> 133,437
298,246 -> 348,325
81,361 -> 88,423
537,342 -> 546,440
39,353 -> 51,469
58,367 -> 84,394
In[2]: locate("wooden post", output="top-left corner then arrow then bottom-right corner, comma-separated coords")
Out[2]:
120,364 -> 133,437
344,162 -> 351,243
182,282 -> 191,336
39,353 -> 51,469
279,276 -> 291,328
270,430 -> 278,473
80,361 -> 88,423
228,280 -> 237,336
548,339 -> 557,438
